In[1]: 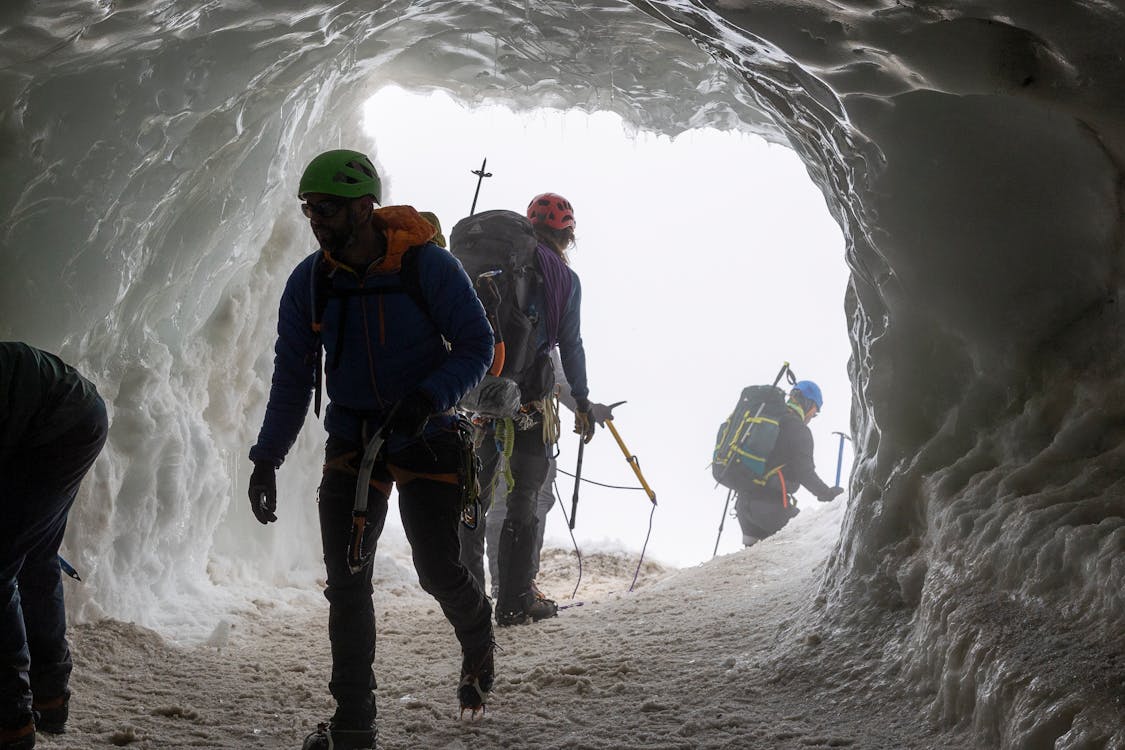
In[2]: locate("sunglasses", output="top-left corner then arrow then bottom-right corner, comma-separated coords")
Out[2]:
301,198 -> 347,219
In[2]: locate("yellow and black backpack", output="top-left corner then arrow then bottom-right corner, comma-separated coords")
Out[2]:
712,385 -> 788,493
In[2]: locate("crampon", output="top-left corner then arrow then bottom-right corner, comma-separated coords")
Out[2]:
458,640 -> 496,721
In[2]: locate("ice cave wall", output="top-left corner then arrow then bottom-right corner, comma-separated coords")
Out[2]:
0,0 -> 1122,746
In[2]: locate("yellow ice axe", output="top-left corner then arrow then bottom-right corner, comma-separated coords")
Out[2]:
604,416 -> 657,507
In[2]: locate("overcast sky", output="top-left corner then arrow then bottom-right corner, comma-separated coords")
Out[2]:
362,86 -> 853,568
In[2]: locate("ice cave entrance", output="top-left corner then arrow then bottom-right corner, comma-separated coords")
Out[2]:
363,86 -> 853,566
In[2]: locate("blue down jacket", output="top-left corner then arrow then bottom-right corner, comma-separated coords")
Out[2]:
250,206 -> 493,467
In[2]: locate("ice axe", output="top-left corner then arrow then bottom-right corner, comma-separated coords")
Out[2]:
602,405 -> 657,508
600,405 -> 660,593
832,431 -> 853,487
346,402 -> 404,574
569,400 -> 653,531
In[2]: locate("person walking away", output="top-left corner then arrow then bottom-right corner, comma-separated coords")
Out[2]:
246,150 -> 496,748
0,342 -> 109,750
476,350 -> 614,598
458,192 -> 597,627
735,380 -> 844,547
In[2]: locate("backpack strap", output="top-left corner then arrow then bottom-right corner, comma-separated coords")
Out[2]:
308,247 -> 435,418
310,254 -> 333,418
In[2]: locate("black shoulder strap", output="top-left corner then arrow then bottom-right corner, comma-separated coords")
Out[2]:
398,245 -> 434,326
310,254 -> 332,417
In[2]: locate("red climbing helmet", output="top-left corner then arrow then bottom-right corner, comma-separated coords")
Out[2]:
526,192 -> 576,230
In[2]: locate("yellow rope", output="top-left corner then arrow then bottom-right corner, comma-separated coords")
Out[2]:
497,417 -> 515,494
541,390 -> 562,447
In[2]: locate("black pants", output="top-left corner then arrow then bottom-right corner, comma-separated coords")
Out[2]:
458,418 -> 550,614
458,424 -> 503,590
459,424 -> 556,594
318,432 -> 492,729
0,396 -> 108,731
735,487 -> 798,545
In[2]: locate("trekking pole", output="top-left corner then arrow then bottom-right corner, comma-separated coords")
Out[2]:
832,431 -> 852,486
712,361 -> 795,558
712,489 -> 734,560
469,157 -> 492,216
568,434 -> 585,530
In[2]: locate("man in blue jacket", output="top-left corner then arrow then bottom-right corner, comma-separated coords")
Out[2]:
247,150 -> 495,749
1,343 -> 108,750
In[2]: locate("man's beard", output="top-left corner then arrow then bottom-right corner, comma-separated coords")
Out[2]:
314,218 -> 354,255
315,224 -> 348,256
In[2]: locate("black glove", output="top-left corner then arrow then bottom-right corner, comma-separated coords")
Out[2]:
248,461 -> 277,524
819,486 -> 845,503
574,397 -> 596,444
386,390 -> 435,438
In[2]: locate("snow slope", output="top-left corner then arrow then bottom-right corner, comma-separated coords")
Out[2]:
35,503 -> 974,750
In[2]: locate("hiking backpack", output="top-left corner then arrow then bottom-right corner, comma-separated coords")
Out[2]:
712,385 -> 789,493
449,209 -> 552,413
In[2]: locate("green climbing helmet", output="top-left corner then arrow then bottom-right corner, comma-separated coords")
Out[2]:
298,149 -> 382,202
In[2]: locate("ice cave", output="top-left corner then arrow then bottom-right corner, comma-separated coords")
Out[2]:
1,1 -> 1122,748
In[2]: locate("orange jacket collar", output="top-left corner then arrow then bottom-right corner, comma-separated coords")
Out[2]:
319,205 -> 437,275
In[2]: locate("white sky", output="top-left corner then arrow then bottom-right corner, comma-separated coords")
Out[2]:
362,86 -> 853,568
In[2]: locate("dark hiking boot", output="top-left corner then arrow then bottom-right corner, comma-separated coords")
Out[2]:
301,722 -> 375,750
458,640 -> 496,718
495,518 -> 540,626
0,717 -> 35,750
495,603 -> 530,627
522,589 -> 558,621
32,693 -> 68,734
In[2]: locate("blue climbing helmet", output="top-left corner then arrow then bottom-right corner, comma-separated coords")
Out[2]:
792,380 -> 823,410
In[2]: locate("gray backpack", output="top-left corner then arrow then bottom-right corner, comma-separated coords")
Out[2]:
450,210 -> 553,410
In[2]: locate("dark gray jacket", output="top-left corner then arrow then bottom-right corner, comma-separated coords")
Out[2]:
1,342 -> 101,465
758,408 -> 834,502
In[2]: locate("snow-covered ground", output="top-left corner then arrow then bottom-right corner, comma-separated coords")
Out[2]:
36,501 -> 965,750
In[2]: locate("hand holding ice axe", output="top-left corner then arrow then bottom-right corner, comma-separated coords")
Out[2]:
569,400 -> 626,529
570,400 -> 657,530
589,400 -> 622,426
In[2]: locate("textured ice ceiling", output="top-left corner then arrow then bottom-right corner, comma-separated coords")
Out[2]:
1,1 -> 1122,747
